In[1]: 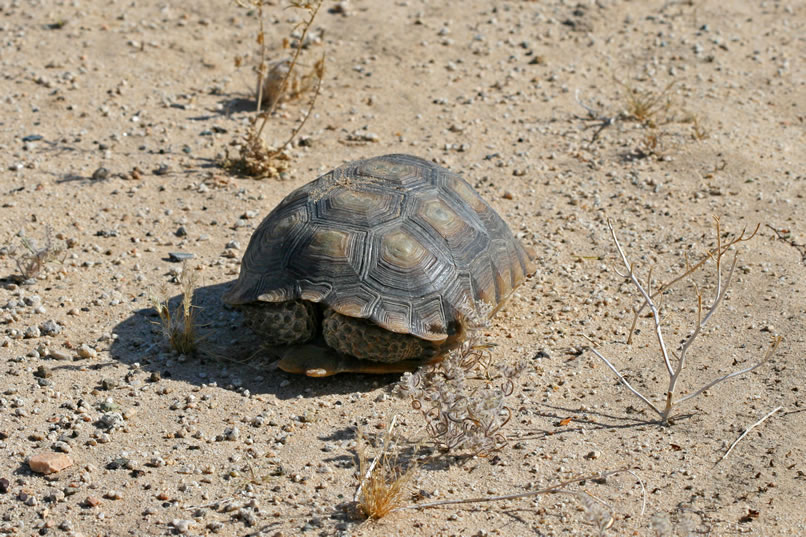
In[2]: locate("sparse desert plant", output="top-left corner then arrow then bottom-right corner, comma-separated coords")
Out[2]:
9,226 -> 64,281
223,0 -> 325,179
683,110 -> 709,141
150,263 -> 200,355
354,417 -> 418,521
395,305 -> 524,456
649,508 -> 706,537
585,217 -> 780,424
576,79 -> 708,150
616,79 -> 677,128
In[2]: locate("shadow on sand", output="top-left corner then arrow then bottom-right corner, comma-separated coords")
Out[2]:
109,280 -> 402,400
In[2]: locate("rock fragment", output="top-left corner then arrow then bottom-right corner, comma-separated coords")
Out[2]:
28,452 -> 73,474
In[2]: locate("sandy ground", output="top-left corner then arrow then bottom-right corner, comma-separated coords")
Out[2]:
1,0 -> 805,535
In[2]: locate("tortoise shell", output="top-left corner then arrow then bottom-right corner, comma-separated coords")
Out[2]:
223,154 -> 535,343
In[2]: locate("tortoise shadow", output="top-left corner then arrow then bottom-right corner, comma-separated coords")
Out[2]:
108,280 -> 404,400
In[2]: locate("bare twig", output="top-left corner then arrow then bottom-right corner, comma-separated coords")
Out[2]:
587,344 -> 662,417
717,405 -> 783,464
575,89 -> 618,143
626,469 -> 646,517
255,0 -> 324,140
766,223 -> 806,264
677,336 -> 781,406
625,222 -> 759,344
273,55 -> 324,151
391,467 -> 632,512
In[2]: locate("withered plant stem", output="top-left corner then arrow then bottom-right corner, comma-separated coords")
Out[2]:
255,0 -> 324,141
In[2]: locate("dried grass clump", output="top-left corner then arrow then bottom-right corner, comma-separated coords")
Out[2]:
395,303 -> 524,456
355,420 -> 418,521
225,128 -> 293,179
586,217 -> 780,424
617,80 -> 677,128
150,263 -> 200,355
10,226 -> 64,282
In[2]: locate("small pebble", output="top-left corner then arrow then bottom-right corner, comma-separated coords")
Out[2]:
77,344 -> 97,359
171,519 -> 195,534
100,412 -> 124,429
91,167 -> 110,181
49,350 -> 71,361
24,325 -> 41,339
39,320 -> 62,336
168,252 -> 194,262
154,164 -> 171,176
29,453 -> 73,474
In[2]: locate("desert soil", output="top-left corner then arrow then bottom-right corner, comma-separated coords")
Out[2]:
1,0 -> 805,535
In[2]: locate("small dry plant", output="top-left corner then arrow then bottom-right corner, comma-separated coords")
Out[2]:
223,0 -> 325,179
395,303 -> 524,456
576,78 -> 708,149
586,217 -> 780,424
617,79 -> 677,128
150,263 -> 200,355
10,226 -> 64,281
355,418 -> 418,521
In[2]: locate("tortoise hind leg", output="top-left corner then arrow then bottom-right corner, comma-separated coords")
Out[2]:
240,300 -> 319,345
322,309 -> 436,364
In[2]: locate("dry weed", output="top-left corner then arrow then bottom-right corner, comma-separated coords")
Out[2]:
390,467 -> 639,534
223,0 -> 325,180
150,263 -> 200,355
258,57 -> 319,109
355,419 -> 418,521
576,78 -> 709,152
9,226 -> 64,282
395,303 -> 524,456
617,79 -> 677,128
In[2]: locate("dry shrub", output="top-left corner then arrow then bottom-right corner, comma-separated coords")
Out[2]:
577,78 -> 709,150
395,303 -> 524,456
617,79 -> 677,128
223,0 -> 325,180
586,217 -> 780,424
258,58 -> 320,109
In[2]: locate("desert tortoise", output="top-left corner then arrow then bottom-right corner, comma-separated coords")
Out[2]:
224,154 -> 535,376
